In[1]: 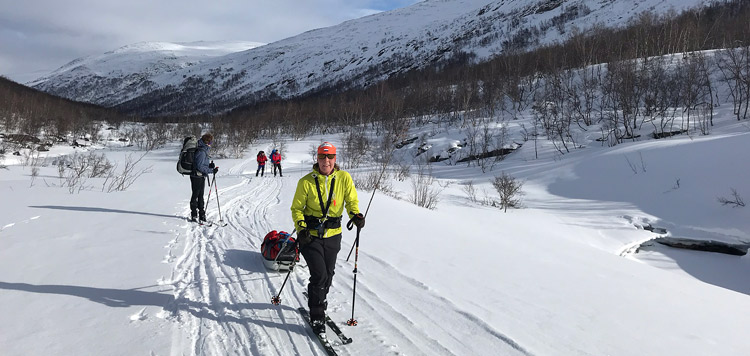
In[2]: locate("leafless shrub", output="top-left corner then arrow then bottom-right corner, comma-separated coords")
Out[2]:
56,158 -> 66,179
0,139 -> 9,156
121,124 -> 163,151
409,159 -> 441,209
716,47 -> 750,122
221,129 -> 255,159
67,153 -> 91,178
22,149 -> 43,167
437,180 -> 453,189
519,123 -> 531,142
57,152 -> 93,193
480,187 -> 497,207
695,104 -> 712,135
717,188 -> 745,208
463,124 -> 479,167
462,180 -> 478,203
65,169 -> 89,194
308,143 -> 320,161
141,123 -> 169,151
88,152 -> 114,178
342,128 -> 371,169
394,159 -> 411,181
30,167 -> 39,187
410,173 -> 440,209
84,122 -> 103,144
103,152 -> 152,192
353,170 -> 393,195
61,152 -> 111,178
123,126 -> 143,148
208,133 -> 231,159
491,172 -> 524,212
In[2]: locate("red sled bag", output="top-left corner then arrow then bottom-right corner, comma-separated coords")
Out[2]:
261,230 -> 299,270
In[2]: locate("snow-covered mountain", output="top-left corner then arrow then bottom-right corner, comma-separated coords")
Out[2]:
31,0 -> 711,116
28,41 -> 264,109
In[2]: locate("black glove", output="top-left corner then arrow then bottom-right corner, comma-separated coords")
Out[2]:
351,213 -> 365,229
212,167 -> 219,174
209,161 -> 215,169
297,229 -> 312,248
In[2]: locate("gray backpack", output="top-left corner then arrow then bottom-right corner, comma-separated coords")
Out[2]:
177,136 -> 198,175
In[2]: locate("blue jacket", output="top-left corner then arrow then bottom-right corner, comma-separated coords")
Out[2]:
270,150 -> 281,164
191,139 -> 212,177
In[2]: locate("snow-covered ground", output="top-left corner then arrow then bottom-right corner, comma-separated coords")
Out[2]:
1,108 -> 749,355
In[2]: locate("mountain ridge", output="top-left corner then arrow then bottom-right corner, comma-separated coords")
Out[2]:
31,0 -> 711,116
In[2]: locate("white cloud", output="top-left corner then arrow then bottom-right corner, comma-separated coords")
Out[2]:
0,0 -> 420,83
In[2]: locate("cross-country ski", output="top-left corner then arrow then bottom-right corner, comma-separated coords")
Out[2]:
298,307 -> 339,356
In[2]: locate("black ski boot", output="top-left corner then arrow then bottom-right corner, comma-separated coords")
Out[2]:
311,317 -> 326,335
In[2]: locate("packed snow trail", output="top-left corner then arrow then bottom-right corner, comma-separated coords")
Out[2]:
163,175 -> 314,356
160,157 -> 531,356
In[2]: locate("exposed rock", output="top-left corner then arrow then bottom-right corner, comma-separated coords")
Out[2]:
395,137 -> 418,149
652,130 -> 687,139
455,145 -> 520,163
643,224 -> 668,234
653,237 -> 749,256
5,134 -> 40,144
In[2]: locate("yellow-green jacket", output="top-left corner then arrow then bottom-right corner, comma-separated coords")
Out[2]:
291,165 -> 360,238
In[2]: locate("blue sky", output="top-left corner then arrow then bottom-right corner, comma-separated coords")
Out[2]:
0,0 -> 420,84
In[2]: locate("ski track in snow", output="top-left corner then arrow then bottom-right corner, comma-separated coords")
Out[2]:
158,157 -> 529,355
328,253 -> 532,356
0,216 -> 40,232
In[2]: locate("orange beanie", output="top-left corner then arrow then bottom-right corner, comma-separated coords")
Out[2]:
317,142 -> 336,154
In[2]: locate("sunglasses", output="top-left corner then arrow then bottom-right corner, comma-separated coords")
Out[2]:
317,154 -> 336,159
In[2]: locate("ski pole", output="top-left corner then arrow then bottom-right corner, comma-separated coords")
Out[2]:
346,226 -> 362,326
270,223 -> 305,304
213,172 -> 224,224
271,239 -> 301,306
342,146 -> 399,325
204,174 -> 215,212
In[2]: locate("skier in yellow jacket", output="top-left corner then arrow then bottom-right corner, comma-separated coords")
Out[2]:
291,142 -> 365,335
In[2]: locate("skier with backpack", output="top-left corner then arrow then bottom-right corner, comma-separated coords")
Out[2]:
256,151 -> 267,177
291,142 -> 365,336
270,149 -> 283,177
183,133 -> 218,223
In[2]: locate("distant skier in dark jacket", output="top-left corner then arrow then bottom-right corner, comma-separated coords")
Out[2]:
256,151 -> 267,177
190,133 -> 219,222
270,149 -> 283,177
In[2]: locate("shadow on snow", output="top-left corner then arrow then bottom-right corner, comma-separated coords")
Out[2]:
29,205 -> 183,220
0,280 -> 307,336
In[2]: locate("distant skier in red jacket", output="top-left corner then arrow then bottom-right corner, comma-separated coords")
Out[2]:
270,149 -> 283,177
256,151 -> 267,177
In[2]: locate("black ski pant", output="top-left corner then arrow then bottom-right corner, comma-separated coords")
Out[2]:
256,164 -> 265,177
273,163 -> 282,177
190,176 -> 206,218
300,233 -> 341,320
